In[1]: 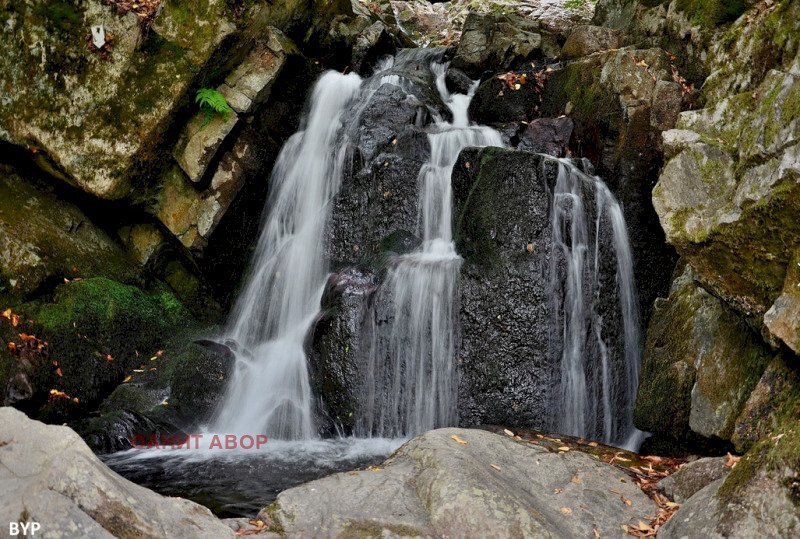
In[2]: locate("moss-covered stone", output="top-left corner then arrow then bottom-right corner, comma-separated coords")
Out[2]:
0,169 -> 137,297
0,0 -> 233,199
654,70 -> 800,317
712,352 -> 800,528
11,277 -> 193,421
635,264 -> 772,444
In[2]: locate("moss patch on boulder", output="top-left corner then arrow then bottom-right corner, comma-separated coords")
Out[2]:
9,277 -> 192,421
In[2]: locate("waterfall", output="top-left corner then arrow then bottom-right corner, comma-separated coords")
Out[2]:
547,158 -> 644,449
361,64 -> 503,437
212,72 -> 363,439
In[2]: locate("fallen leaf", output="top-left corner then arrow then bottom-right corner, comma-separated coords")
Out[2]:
558,446 -> 570,452
123,375 -> 132,383
570,475 -> 582,485
503,429 -> 514,437
637,520 -> 654,532
588,441 -> 599,447
451,434 -> 468,445
490,464 -> 501,471
725,453 -> 740,468
560,507 -> 572,515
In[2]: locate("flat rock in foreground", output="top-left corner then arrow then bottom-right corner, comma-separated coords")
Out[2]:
263,428 -> 657,537
0,407 -> 234,538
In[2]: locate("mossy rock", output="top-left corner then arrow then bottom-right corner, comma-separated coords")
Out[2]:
0,169 -> 138,297
16,277 -> 193,421
167,341 -> 234,421
635,264 -> 772,445
654,70 -> 800,316
72,338 -> 233,451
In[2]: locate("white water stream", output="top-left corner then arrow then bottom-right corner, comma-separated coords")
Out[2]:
361,63 -> 503,437
548,159 -> 645,450
211,72 -> 363,439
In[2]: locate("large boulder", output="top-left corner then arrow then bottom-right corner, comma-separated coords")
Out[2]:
0,0 -> 235,199
2,278 -> 191,422
74,339 -> 235,453
451,12 -> 555,78
656,456 -> 730,504
594,0 -> 799,102
653,69 -> 800,325
391,0 -> 593,48
561,24 -> 624,59
310,268 -> 377,433
635,265 -> 772,445
0,407 -> 234,537
451,148 -> 554,429
0,167 -> 136,297
261,428 -> 657,537
659,360 -> 800,538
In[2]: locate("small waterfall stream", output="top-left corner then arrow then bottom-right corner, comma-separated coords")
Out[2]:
212,72 -> 363,439
105,49 -> 649,518
547,159 -> 645,449
360,64 -> 503,437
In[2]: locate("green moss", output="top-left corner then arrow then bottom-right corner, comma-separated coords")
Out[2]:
675,0 -> 747,27
686,173 -> 800,313
453,147 -> 506,273
26,278 -> 193,414
718,354 -> 800,502
32,1 -> 82,35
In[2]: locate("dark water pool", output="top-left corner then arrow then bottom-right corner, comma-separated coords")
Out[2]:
103,437 -> 404,517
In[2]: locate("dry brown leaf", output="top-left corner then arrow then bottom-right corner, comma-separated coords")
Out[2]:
560,507 -> 572,515
451,434 -> 468,445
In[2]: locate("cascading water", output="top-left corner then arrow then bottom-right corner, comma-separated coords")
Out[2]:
361,63 -> 503,437
546,158 -> 645,449
212,71 -> 363,439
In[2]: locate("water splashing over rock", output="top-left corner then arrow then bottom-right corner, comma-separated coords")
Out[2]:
212,72 -> 363,439
360,63 -> 503,437
547,158 -> 644,449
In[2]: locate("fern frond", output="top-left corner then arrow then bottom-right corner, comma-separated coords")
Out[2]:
195,88 -> 232,125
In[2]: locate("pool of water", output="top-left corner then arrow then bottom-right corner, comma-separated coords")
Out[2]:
103,437 -> 405,517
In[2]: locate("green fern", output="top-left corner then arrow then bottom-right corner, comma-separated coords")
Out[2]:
195,88 -> 232,126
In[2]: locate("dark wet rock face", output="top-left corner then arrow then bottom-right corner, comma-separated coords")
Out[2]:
310,268 -> 377,433
451,148 -> 554,429
539,47 -> 683,325
468,71 -> 545,126
518,117 -> 575,157
71,340 -> 236,454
